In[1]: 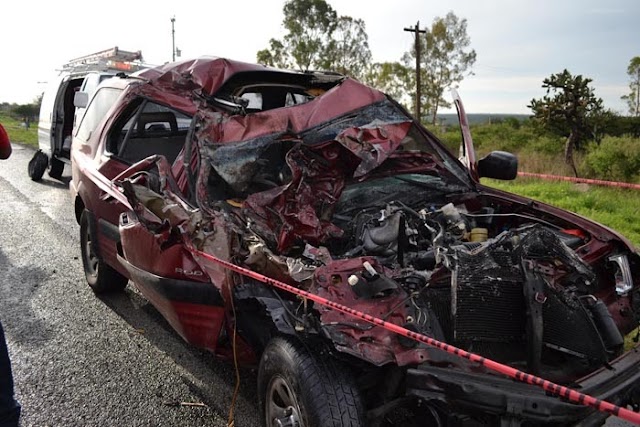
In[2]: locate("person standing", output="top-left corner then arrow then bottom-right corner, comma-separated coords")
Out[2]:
0,321 -> 20,427
0,123 -> 11,160
0,122 -> 20,427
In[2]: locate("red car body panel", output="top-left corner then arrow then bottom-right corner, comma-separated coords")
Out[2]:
70,57 -> 640,425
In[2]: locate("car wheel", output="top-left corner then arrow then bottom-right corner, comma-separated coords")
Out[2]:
48,157 -> 64,180
80,210 -> 128,293
28,150 -> 48,181
258,336 -> 364,427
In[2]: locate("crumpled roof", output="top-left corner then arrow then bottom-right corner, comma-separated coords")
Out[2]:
138,57 -> 298,96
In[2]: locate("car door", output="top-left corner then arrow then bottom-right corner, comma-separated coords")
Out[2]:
71,86 -> 133,273
451,90 -> 518,182
98,101 -> 227,351
38,74 -> 68,154
79,97 -> 192,274
451,89 -> 479,182
113,156 -> 228,352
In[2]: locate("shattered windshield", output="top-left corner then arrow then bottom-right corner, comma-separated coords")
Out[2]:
203,98 -> 472,199
336,174 -> 467,215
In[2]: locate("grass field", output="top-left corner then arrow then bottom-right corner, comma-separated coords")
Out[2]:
0,113 -> 38,147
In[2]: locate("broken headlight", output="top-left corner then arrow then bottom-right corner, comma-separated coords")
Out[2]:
609,254 -> 634,296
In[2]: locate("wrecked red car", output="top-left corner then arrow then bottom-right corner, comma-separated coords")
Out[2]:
70,57 -> 640,426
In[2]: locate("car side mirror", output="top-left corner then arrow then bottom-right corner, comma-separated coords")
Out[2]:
478,151 -> 518,180
74,92 -> 89,108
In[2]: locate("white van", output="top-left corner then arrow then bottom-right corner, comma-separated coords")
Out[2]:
29,47 -> 145,181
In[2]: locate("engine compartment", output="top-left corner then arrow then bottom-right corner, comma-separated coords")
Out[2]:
189,97 -> 639,385
238,169 -> 638,384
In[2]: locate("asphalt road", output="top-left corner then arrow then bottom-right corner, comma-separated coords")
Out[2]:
0,144 -> 261,427
0,144 -> 634,427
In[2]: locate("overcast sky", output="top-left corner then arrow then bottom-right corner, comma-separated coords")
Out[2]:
1,0 -> 638,114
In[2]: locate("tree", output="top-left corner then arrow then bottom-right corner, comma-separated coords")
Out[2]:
11,102 -> 39,129
402,12 -> 476,124
363,62 -> 411,106
256,0 -> 372,79
621,56 -> 640,117
323,16 -> 372,80
257,0 -> 337,72
256,39 -> 291,69
528,70 -> 604,177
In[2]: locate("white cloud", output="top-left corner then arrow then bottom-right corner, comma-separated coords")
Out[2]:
1,0 -> 637,114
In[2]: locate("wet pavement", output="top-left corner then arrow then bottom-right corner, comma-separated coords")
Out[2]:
0,144 -> 260,427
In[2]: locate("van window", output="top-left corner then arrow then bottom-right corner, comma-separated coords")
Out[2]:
75,88 -> 123,143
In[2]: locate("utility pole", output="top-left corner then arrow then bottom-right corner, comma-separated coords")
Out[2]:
171,16 -> 176,62
404,21 -> 426,122
636,67 -> 640,117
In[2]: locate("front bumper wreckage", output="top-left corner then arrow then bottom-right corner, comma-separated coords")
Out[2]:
188,245 -> 640,425
107,155 -> 640,425
407,345 -> 640,425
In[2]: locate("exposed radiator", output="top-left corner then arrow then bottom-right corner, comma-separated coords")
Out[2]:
421,234 -> 607,366
454,246 -> 525,343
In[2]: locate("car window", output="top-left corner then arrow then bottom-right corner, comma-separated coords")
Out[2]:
109,100 -> 191,165
238,86 -> 314,112
285,92 -> 310,106
240,92 -> 262,110
75,87 -> 123,143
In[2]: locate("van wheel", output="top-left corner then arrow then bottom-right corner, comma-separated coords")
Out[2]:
28,150 -> 48,181
49,157 -> 64,179
80,210 -> 128,293
258,336 -> 364,427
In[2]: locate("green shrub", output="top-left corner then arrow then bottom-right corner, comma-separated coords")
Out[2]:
503,117 -> 521,129
427,120 -> 640,184
0,113 -> 38,147
465,120 -> 553,156
427,124 -> 461,155
430,120 -> 542,157
601,116 -> 640,138
526,135 -> 564,155
584,136 -> 640,183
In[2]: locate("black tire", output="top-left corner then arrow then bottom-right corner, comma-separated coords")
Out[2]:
28,150 -> 48,181
48,157 -> 65,179
80,210 -> 128,293
258,336 -> 364,427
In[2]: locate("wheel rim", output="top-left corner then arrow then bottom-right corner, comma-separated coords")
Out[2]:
84,225 -> 99,276
266,376 -> 302,427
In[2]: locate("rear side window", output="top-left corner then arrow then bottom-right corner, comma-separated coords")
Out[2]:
237,86 -> 314,112
108,100 -> 191,165
75,88 -> 123,143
